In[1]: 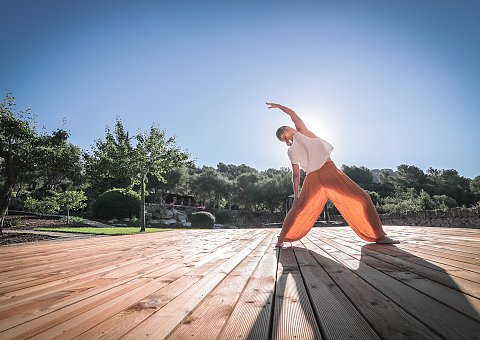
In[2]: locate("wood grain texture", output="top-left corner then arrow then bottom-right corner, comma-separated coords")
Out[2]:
0,226 -> 479,339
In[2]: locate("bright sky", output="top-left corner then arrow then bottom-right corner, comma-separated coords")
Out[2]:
1,1 -> 479,178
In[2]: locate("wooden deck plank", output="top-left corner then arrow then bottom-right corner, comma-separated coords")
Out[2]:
319,228 -> 480,283
217,235 -> 278,340
0,232 -> 216,291
0,229 -> 242,309
311,231 -> 480,340
302,236 -> 442,340
167,234 -> 275,340
0,231 -> 250,332
0,230 -> 256,338
74,232 -> 269,339
292,241 -> 381,340
271,246 -> 322,340
121,232 -> 270,339
317,233 -> 480,299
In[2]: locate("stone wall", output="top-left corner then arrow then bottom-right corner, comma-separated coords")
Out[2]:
145,204 -> 191,227
331,207 -> 480,228
143,203 -> 284,228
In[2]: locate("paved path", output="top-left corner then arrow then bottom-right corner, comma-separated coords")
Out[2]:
4,229 -> 98,239
80,218 -> 114,228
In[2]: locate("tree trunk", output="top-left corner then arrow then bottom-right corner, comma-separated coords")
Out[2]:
140,173 -> 146,232
67,209 -> 70,224
0,156 -> 18,236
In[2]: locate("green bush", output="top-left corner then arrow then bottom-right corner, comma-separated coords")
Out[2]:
60,216 -> 84,224
92,188 -> 141,219
191,211 -> 215,228
214,210 -> 233,224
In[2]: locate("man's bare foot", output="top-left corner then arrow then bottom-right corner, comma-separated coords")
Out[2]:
375,236 -> 400,244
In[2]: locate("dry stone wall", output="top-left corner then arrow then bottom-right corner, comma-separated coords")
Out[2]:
331,207 -> 480,228
143,204 -> 284,228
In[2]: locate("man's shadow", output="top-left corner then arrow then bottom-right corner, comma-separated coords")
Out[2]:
245,240 -> 480,339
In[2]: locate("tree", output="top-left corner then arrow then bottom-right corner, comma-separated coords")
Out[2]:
234,172 -> 261,210
57,190 -> 87,223
341,165 -> 373,186
471,176 -> 480,195
132,125 -> 190,231
0,93 -> 74,235
257,168 -> 292,212
16,141 -> 84,195
23,190 -> 87,223
394,164 -> 428,191
24,194 -> 61,215
83,118 -> 133,198
217,162 -> 258,180
426,168 -> 472,206
471,176 -> 480,205
147,165 -> 190,194
190,166 -> 232,208
85,118 -> 191,231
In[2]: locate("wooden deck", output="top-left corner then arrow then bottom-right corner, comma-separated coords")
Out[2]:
0,226 -> 479,339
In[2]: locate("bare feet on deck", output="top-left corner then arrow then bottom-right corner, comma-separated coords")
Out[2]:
275,236 -> 284,248
375,236 -> 400,244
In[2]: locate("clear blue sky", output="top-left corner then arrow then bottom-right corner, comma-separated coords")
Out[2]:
1,0 -> 479,178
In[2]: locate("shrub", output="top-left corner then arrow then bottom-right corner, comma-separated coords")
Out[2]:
214,210 -> 233,224
60,216 -> 84,224
24,195 -> 61,215
91,188 -> 141,219
191,211 -> 215,228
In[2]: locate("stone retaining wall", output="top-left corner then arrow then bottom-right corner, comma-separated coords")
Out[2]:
143,203 -> 283,228
331,207 -> 480,228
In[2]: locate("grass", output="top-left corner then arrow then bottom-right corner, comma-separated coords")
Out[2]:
34,227 -> 174,235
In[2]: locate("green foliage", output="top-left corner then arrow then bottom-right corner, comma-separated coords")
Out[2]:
60,216 -> 84,224
147,166 -> 190,193
366,190 -> 381,206
57,190 -> 87,223
24,195 -> 61,214
380,188 -> 440,213
92,188 -> 141,219
342,165 -> 373,186
58,190 -> 88,212
0,93 -> 83,234
471,176 -> 480,195
191,211 -> 215,228
233,172 -> 261,210
426,167 -> 472,205
432,195 -> 458,211
394,164 -> 428,191
191,166 -> 232,207
19,142 -> 84,192
83,118 -> 134,197
217,162 -> 258,180
23,190 -> 87,220
214,210 -> 234,224
85,117 -> 191,230
4,216 -> 23,228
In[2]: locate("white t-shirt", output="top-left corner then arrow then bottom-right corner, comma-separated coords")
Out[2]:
287,132 -> 334,174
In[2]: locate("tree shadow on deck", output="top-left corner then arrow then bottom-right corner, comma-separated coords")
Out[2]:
245,241 -> 480,340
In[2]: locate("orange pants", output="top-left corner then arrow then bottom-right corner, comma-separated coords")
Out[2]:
280,160 -> 387,242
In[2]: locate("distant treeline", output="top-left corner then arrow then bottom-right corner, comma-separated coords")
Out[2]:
151,162 -> 480,214
1,93 -> 479,224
